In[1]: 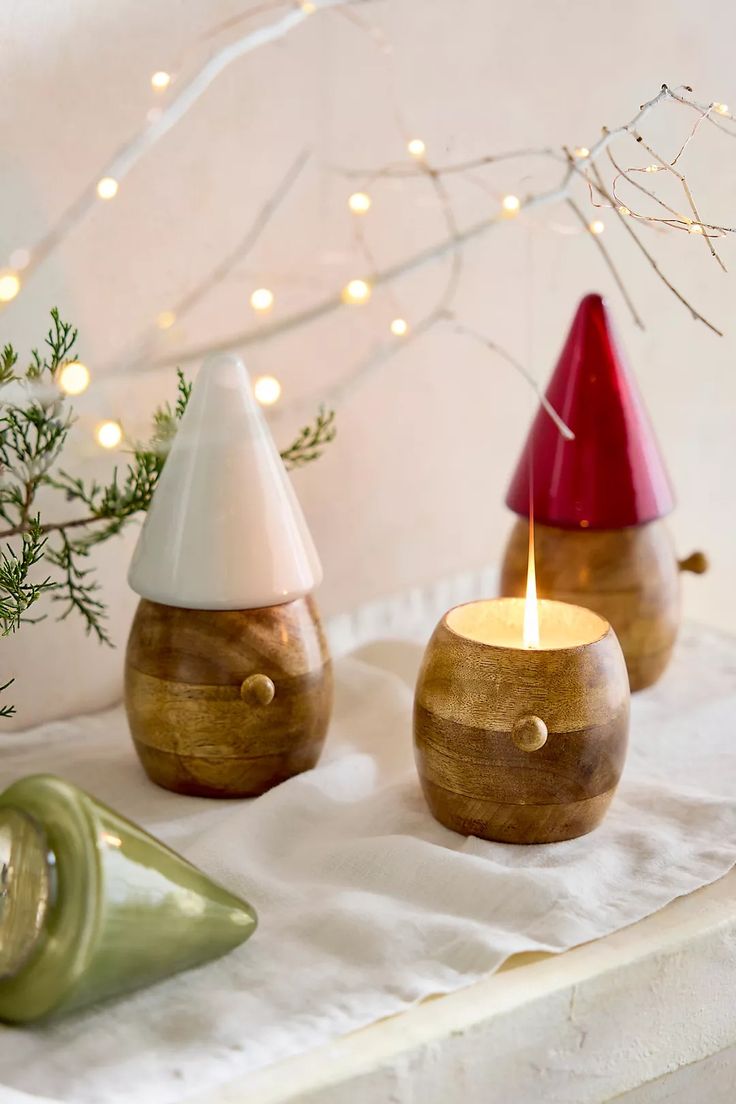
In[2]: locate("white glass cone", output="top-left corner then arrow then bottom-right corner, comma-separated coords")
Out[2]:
128,354 -> 322,610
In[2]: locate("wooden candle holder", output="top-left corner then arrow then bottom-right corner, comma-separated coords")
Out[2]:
125,595 -> 333,798
414,598 -> 629,844
500,519 -> 708,691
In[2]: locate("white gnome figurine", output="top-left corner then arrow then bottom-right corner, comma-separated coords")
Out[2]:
125,353 -> 332,797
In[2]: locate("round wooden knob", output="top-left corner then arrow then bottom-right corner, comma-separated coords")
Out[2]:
240,673 -> 275,706
678,550 -> 709,575
511,714 -> 548,753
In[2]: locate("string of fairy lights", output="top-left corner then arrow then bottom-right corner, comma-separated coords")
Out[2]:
52,128 -> 523,452
0,0 -> 340,450
10,129 -> 731,449
1,0 -> 734,453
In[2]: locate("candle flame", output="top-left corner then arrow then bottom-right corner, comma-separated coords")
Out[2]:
523,510 -> 540,648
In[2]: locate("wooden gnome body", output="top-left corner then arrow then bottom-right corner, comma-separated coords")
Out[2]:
125,353 -> 332,797
500,294 -> 706,692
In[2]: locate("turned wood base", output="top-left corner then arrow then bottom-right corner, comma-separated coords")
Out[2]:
500,519 -> 686,692
420,778 -> 618,845
125,596 -> 333,798
130,740 -> 326,799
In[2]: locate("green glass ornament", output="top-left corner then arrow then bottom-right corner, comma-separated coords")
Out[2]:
0,774 -> 257,1024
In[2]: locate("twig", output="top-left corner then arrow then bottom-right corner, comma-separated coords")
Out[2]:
273,311 -> 445,415
425,167 -> 464,307
670,99 -> 713,166
148,196 -> 566,369
565,195 -> 645,330
0,404 -> 335,541
299,160 -> 468,413
105,149 -> 310,373
7,0 -> 359,290
336,147 -> 564,179
153,84 -> 718,370
667,87 -> 736,138
588,163 -> 723,336
630,128 -> 727,270
452,321 -> 575,440
173,149 -> 310,316
334,2 -> 393,54
0,514 -> 112,541
197,1 -> 287,44
604,146 -> 692,229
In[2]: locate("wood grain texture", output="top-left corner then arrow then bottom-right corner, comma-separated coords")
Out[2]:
125,595 -> 333,798
414,609 -> 629,843
500,519 -> 682,691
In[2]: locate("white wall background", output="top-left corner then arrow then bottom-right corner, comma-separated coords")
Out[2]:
1,0 -> 735,723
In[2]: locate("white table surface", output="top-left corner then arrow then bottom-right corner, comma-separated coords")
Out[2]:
4,568 -> 734,1104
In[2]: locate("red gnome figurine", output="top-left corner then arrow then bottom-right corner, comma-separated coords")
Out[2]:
500,293 -> 708,691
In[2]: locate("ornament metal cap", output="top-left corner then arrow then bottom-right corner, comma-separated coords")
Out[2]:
505,293 -> 675,529
128,352 -> 322,610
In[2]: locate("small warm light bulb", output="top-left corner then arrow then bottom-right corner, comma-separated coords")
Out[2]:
96,177 -> 119,200
254,375 -> 282,405
714,102 -> 729,115
96,421 -> 123,449
250,288 -> 274,312
688,223 -> 704,235
341,278 -> 371,304
0,272 -> 21,303
156,310 -> 176,330
589,219 -> 605,235
407,138 -> 426,158
390,317 -> 409,336
300,1 -> 317,11
501,194 -> 521,216
151,71 -> 171,91
644,164 -> 660,173
618,205 -> 631,216
57,361 -> 90,396
348,191 -> 372,214
573,146 -> 590,159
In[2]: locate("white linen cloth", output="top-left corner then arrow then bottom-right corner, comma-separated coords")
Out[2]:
1,617 -> 736,1104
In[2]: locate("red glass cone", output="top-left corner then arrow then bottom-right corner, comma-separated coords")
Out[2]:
506,293 -> 674,529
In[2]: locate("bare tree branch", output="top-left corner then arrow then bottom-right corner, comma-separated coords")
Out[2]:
565,195 -> 645,330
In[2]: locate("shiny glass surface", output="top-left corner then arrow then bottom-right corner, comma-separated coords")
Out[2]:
0,775 -> 257,1023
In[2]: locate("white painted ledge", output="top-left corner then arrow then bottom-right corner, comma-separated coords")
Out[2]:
196,867 -> 736,1104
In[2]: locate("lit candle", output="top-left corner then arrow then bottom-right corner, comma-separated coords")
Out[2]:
443,595 -> 610,651
414,591 -> 630,844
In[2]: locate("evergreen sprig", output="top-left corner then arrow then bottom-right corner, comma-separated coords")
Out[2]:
0,518 -> 52,634
279,407 -> 336,469
0,519 -> 54,718
0,311 -> 335,717
46,531 -> 112,645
